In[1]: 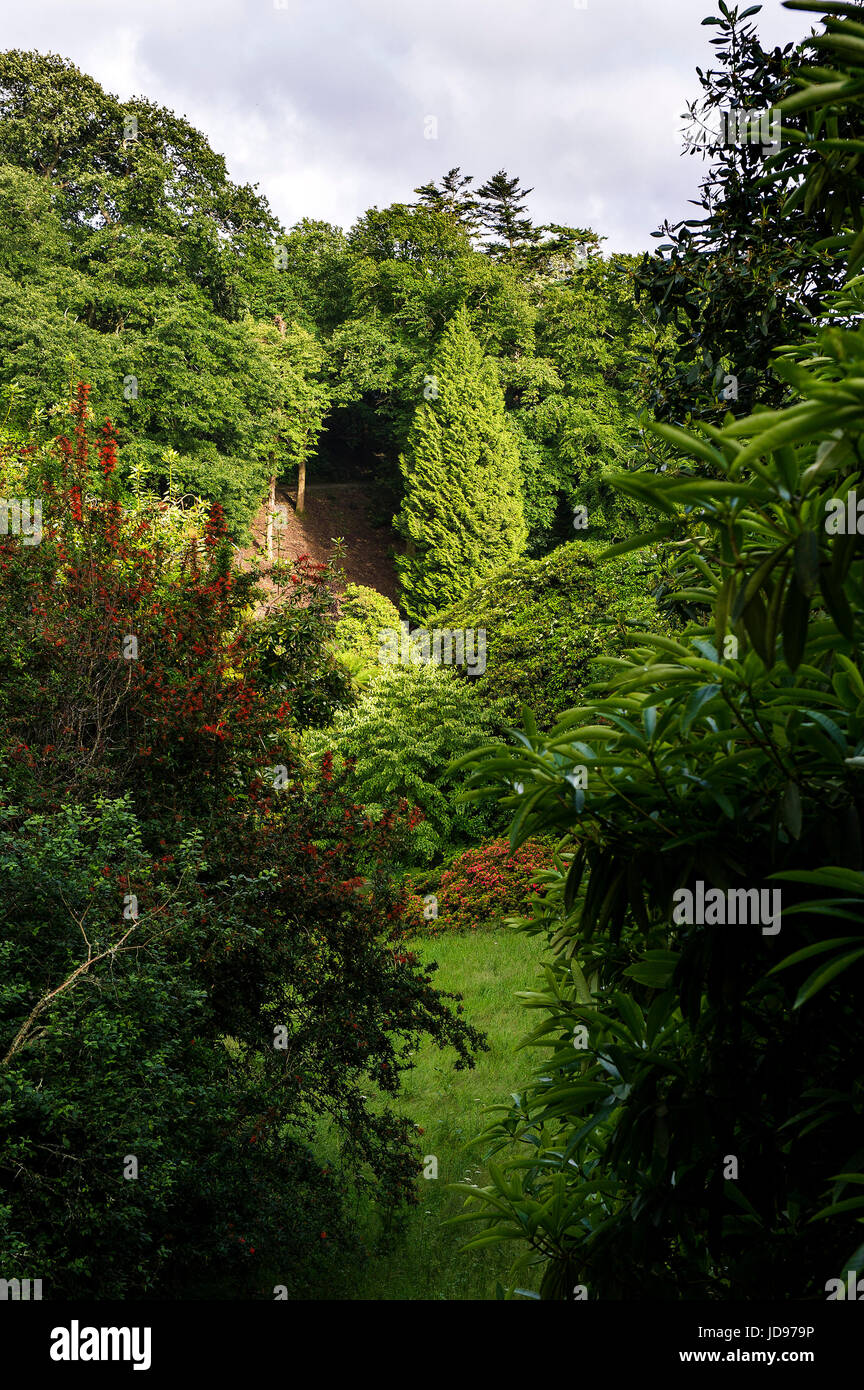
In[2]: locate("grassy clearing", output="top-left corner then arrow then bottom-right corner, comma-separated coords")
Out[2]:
340,926 -> 546,1301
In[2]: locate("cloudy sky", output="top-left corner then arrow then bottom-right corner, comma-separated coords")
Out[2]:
6,0 -> 814,252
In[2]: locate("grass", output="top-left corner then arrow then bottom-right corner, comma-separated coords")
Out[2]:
338,925 -> 546,1300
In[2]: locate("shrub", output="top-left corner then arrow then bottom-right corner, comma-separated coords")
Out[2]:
402,839 -> 552,936
305,662 -> 509,864
333,583 -> 402,682
433,538 -> 670,728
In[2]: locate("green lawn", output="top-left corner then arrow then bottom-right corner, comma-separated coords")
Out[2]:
342,927 -> 546,1300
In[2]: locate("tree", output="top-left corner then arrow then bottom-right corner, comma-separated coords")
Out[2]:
508,250 -> 663,550
250,316 -> 329,526
347,201 -> 472,266
414,167 -> 480,236
282,191 -> 651,564
0,50 -> 292,538
476,170 -> 540,260
395,304 -> 527,619
260,218 -> 351,333
633,3 -> 841,424
514,223 -> 600,284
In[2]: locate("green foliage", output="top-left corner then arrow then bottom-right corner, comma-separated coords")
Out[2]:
319,220 -> 537,501
414,167 -> 480,237
0,51 -> 330,539
0,796 -> 357,1299
634,2 -> 842,425
246,554 -> 355,733
305,662 -> 508,864
320,190 -> 654,556
518,252 -> 662,549
447,4 -> 864,1301
434,539 -> 669,728
267,218 -> 351,332
348,202 -> 474,267
0,49 -> 663,553
0,406 -> 484,1297
396,305 -> 527,619
333,583 -> 402,681
248,318 -> 330,480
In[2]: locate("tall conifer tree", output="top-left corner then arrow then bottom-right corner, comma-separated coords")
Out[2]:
396,304 -> 526,619
413,167 -> 479,236
476,170 -> 539,259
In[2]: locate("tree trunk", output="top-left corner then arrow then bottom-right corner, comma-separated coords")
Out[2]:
266,472 -> 276,562
296,458 -> 306,516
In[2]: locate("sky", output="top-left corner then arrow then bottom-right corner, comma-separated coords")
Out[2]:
3,0 -> 816,252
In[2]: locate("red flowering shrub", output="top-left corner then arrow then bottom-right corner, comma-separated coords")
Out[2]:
401,838 -> 552,936
0,385 -> 352,806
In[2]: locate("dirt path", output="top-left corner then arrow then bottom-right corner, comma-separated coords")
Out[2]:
236,482 -> 400,605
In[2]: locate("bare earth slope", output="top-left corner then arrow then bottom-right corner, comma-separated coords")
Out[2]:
237,481 -> 400,604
